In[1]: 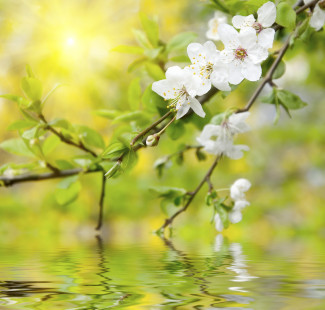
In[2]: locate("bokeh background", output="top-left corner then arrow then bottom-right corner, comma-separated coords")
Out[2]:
0,0 -> 324,243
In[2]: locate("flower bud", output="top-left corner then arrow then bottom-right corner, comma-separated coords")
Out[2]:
146,134 -> 160,147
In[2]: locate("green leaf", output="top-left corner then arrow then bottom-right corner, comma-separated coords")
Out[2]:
144,47 -> 163,60
49,118 -> 73,130
273,61 -> 286,79
43,135 -> 61,155
105,161 -> 122,179
277,89 -> 307,110
142,84 -> 167,113
111,45 -> 145,55
7,120 -> 38,131
77,125 -> 105,149
113,111 -> 151,125
139,13 -> 159,47
150,186 -> 187,198
25,64 -> 36,78
0,94 -> 30,108
128,57 -> 147,73
166,32 -> 197,53
153,156 -> 170,178
145,62 -> 165,80
132,29 -> 152,49
166,121 -> 185,140
21,77 -> 43,101
94,109 -> 121,120
195,148 -> 206,161
276,2 -> 296,31
0,138 -> 34,157
128,78 -> 142,110
57,175 -> 79,189
210,112 -> 226,125
169,55 -> 190,63
42,83 -> 63,106
55,180 -> 81,205
102,141 -> 128,159
121,149 -> 138,171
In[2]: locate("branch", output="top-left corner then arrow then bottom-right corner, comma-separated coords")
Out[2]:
157,154 -> 222,234
0,167 -> 101,187
95,171 -> 107,231
39,113 -> 98,157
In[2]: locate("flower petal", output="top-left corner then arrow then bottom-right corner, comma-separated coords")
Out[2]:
257,1 -> 276,27
211,63 -> 231,91
229,210 -> 243,224
228,62 -> 244,85
239,27 -> 257,50
189,97 -> 206,118
242,61 -> 262,81
218,24 -> 240,50
215,213 -> 224,232
248,45 -> 268,64
152,79 -> 177,99
258,28 -> 275,49
165,66 -> 185,85
232,14 -> 255,29
176,103 -> 190,119
310,4 -> 325,31
203,40 -> 220,62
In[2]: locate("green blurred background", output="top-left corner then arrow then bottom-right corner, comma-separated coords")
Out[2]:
0,0 -> 324,242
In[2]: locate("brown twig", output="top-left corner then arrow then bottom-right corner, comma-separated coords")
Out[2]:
95,171 -> 107,231
236,34 -> 292,113
0,167 -> 100,187
39,113 -> 98,157
157,154 -> 222,234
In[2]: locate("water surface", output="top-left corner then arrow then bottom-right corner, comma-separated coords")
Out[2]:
0,234 -> 325,309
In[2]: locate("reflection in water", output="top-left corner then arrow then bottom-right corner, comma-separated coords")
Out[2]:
0,235 -> 325,309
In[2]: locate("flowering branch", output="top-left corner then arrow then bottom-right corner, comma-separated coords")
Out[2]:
236,34 -> 292,113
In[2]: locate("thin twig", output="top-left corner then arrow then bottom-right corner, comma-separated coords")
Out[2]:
0,168 -> 100,187
157,154 -> 222,234
130,111 -> 172,146
236,34 -> 292,113
39,113 -> 98,157
96,171 -> 107,231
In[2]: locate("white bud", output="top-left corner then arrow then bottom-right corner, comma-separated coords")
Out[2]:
146,134 -> 160,147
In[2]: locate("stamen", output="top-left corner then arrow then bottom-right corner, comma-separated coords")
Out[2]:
253,22 -> 263,33
234,47 -> 248,61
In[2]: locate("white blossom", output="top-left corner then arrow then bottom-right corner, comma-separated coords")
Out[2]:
187,41 -> 231,92
214,213 -> 224,232
232,1 -> 276,49
206,11 -> 228,41
197,112 -> 250,159
229,178 -> 251,224
218,24 -> 268,84
230,178 -> 251,201
152,66 -> 206,119
304,0 -> 325,31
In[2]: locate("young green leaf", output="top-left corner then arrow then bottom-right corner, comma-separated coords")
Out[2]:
145,62 -> 165,80
21,77 -> 43,101
276,2 -> 296,31
55,180 -> 81,205
0,138 -> 35,157
77,125 -> 105,150
128,78 -> 142,110
277,89 -> 307,110
139,13 -> 159,47
166,32 -> 197,53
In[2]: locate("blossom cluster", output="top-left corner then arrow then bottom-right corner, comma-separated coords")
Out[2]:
152,1 -> 276,119
215,178 -> 251,232
197,112 -> 250,160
